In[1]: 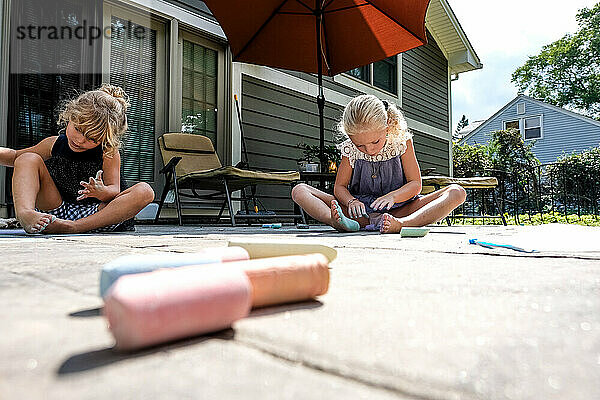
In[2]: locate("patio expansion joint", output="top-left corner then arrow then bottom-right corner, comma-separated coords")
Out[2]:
231,333 -> 477,400
6,270 -> 97,299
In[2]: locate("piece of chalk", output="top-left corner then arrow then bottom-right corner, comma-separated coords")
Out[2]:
400,227 -> 430,237
103,265 -> 252,350
227,241 -> 337,262
261,223 -> 282,229
227,254 -> 330,308
99,247 -> 249,297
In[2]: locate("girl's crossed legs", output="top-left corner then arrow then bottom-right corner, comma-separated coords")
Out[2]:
291,183 -> 369,232
380,184 -> 466,233
12,153 -> 154,234
292,183 -> 466,234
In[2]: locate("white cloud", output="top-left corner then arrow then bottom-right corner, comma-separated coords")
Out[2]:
449,0 -> 597,131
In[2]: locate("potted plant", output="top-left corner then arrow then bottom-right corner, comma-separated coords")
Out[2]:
297,143 -> 340,173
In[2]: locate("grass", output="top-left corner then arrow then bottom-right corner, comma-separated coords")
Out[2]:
449,212 -> 600,227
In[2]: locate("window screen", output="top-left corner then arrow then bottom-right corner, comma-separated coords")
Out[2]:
373,56 -> 397,94
110,16 -> 157,182
182,40 -> 218,146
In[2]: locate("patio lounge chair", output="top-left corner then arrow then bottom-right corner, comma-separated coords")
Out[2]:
155,133 -> 301,226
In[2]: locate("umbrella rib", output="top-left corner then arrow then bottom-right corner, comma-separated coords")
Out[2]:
294,0 -> 315,13
361,0 -> 428,45
320,10 -> 332,74
324,3 -> 369,14
235,0 -> 293,60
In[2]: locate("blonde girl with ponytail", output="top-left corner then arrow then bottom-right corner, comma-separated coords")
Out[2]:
0,84 -> 154,233
292,94 -> 466,233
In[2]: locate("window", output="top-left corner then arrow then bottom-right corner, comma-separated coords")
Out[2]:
103,5 -> 167,187
347,65 -> 370,83
504,120 -> 519,131
517,103 -> 525,115
373,56 -> 397,94
343,56 -> 398,94
181,39 -> 218,145
503,116 -> 542,140
524,116 -> 542,140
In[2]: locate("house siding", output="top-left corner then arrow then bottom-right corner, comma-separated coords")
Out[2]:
402,33 -> 449,132
241,74 -> 345,212
465,97 -> 600,164
412,130 -> 450,175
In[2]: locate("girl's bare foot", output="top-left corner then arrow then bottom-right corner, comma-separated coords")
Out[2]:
330,200 -> 360,232
380,213 -> 403,234
16,210 -> 57,234
42,218 -> 76,234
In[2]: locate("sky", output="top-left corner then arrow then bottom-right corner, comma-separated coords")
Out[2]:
449,0 -> 597,132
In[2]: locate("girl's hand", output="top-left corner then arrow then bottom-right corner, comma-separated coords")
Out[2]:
370,193 -> 396,211
347,198 -> 367,219
77,170 -> 106,201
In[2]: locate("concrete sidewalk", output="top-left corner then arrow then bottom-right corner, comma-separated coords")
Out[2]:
1,224 -> 599,399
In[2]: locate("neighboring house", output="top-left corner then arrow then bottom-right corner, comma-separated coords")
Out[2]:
460,95 -> 600,164
0,0 -> 481,217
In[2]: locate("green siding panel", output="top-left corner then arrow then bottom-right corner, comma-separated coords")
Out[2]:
402,32 -> 449,132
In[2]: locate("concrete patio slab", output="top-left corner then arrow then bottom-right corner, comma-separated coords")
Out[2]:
1,223 -> 599,399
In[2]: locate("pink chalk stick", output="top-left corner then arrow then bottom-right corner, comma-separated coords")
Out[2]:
229,254 -> 330,308
103,266 -> 252,350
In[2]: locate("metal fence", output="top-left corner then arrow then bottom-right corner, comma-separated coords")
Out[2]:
452,163 -> 600,224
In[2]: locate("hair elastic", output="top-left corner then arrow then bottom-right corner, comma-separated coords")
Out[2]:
382,100 -> 389,111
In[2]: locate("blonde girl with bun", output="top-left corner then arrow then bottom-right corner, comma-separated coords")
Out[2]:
292,94 -> 466,233
0,84 -> 154,233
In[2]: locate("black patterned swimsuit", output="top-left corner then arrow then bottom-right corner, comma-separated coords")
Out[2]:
43,134 -> 133,232
45,134 -> 104,206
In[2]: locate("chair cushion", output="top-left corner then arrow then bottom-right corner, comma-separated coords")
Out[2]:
163,133 -> 215,153
422,175 -> 498,188
176,167 -> 300,191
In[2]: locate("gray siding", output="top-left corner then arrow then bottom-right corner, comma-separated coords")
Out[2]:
241,74 -> 344,212
465,97 -> 600,164
412,130 -> 450,176
402,33 -> 449,132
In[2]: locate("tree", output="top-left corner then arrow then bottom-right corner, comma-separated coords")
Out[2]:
512,3 -> 600,120
453,115 -> 469,139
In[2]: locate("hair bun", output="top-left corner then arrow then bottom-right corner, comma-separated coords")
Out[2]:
99,84 -> 130,110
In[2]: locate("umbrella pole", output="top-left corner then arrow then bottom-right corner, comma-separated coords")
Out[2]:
316,4 -> 326,173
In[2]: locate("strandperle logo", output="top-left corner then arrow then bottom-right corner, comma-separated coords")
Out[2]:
15,19 -> 147,46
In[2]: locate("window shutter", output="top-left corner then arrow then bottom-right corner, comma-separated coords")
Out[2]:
110,16 -> 157,183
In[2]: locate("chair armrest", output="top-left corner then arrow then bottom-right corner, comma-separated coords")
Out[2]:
159,157 -> 182,175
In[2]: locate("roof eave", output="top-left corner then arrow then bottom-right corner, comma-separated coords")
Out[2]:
426,0 -> 482,75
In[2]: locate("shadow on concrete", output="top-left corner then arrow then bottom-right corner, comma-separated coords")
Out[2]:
56,329 -> 235,376
69,307 -> 103,318
248,300 -> 323,318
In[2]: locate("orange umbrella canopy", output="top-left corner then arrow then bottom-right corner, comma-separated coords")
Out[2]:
203,0 -> 430,76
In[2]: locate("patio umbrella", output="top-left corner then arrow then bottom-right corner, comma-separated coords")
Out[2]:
203,0 -> 430,171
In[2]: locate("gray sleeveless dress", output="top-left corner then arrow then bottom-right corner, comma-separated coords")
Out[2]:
337,134 -> 419,229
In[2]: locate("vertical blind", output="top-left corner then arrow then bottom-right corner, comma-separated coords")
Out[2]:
110,16 -> 157,183
9,0 -> 96,149
181,39 -> 218,146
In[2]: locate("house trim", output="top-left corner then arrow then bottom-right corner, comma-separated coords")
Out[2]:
461,94 -> 600,144
0,0 -> 10,210
426,0 -> 482,75
125,0 -> 225,41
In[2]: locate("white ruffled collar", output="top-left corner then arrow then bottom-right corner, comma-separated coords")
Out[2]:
336,132 -> 412,167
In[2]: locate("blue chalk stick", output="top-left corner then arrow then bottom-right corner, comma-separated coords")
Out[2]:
99,253 -> 223,297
